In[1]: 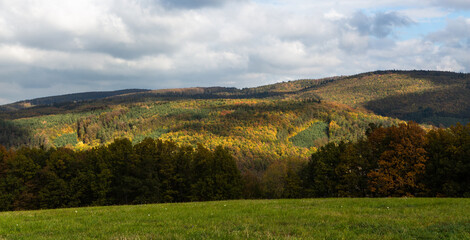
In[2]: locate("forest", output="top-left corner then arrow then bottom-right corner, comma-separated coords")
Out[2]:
0,138 -> 242,210
0,121 -> 469,211
0,70 -> 469,211
0,98 -> 401,174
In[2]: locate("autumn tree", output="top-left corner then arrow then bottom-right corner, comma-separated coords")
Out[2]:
367,122 -> 427,197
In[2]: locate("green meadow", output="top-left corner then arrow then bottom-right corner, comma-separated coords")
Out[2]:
1,198 -> 469,239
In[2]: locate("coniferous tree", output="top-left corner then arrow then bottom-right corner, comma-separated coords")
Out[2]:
133,138 -> 162,203
212,146 -> 242,200
335,141 -> 374,197
107,138 -> 138,204
86,146 -> 112,206
173,145 -> 193,202
425,123 -> 470,197
156,140 -> 179,202
190,144 -> 215,201
302,142 -> 345,197
8,147 -> 46,210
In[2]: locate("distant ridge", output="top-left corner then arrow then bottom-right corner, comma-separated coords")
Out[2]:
0,89 -> 151,111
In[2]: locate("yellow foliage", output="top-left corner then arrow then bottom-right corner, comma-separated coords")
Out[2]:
329,120 -> 341,130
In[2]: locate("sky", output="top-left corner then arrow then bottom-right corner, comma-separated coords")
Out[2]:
0,0 -> 469,104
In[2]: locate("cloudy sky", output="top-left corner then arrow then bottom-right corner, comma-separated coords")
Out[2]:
0,0 -> 469,104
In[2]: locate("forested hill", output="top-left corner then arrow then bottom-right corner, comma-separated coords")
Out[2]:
310,70 -> 470,126
2,70 -> 469,125
244,70 -> 470,126
0,89 -> 151,112
0,70 -> 469,170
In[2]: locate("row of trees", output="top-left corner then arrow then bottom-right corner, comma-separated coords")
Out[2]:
301,122 -> 470,197
0,138 -> 242,211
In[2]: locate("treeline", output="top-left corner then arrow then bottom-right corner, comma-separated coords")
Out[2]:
0,138 -> 242,211
300,122 -> 470,197
1,122 -> 469,211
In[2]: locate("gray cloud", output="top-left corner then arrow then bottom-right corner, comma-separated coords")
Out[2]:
159,0 -> 243,9
349,11 -> 413,38
432,0 -> 470,9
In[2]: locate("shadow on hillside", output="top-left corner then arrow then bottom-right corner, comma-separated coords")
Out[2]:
0,102 -> 110,120
0,119 -> 34,149
364,84 -> 470,127
352,70 -> 469,86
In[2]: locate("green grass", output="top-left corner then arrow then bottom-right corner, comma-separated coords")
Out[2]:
1,198 -> 469,239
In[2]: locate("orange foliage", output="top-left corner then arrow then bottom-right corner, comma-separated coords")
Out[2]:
367,122 -> 428,196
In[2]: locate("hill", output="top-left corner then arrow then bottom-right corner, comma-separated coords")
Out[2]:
1,198 -> 469,239
0,89 -> 150,112
0,98 -> 400,172
313,70 -> 470,126
264,70 -> 470,126
2,70 -> 468,125
0,70 -> 468,172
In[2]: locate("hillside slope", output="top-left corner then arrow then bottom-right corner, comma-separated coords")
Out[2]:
0,98 -> 400,171
316,71 -> 470,126
279,70 -> 469,126
0,70 -> 468,171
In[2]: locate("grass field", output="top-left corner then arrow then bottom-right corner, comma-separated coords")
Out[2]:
0,198 -> 469,239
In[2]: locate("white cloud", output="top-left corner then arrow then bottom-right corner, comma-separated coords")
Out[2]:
436,56 -> 464,71
324,10 -> 345,20
0,44 -> 37,64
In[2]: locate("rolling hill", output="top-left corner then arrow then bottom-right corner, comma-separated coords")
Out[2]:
0,70 -> 468,172
246,70 -> 470,126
